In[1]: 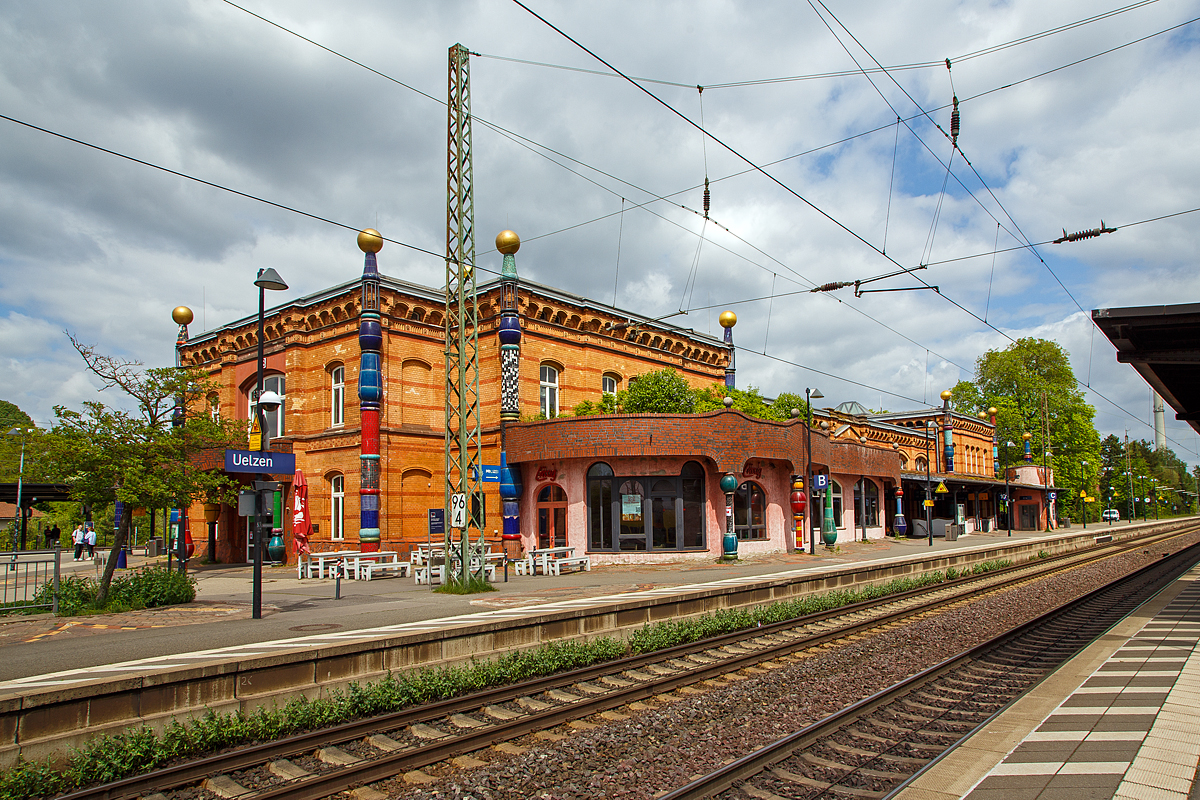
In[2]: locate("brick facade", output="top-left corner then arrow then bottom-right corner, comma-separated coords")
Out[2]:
179,275 -> 729,562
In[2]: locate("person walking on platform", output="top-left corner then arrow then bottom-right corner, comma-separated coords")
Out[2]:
71,525 -> 85,561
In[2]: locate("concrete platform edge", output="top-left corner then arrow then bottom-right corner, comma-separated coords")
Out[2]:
892,551 -> 1196,800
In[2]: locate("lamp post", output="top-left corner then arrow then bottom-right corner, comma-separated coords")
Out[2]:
891,441 -> 907,537
805,387 -> 823,554
924,420 -> 935,547
252,267 -> 288,620
1080,459 -> 1087,530
1004,440 -> 1014,536
1137,475 -> 1147,521
6,427 -> 26,550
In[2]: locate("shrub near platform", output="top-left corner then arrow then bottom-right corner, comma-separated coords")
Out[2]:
30,567 -> 195,616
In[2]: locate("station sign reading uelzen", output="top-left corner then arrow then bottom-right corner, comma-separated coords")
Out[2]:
224,449 -> 296,474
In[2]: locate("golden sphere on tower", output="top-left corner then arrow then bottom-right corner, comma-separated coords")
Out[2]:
940,389 -> 952,401
1023,432 -> 1033,440
172,306 -> 194,325
719,310 -> 737,328
357,228 -> 383,253
988,407 -> 998,416
977,411 -> 987,420
496,230 -> 521,255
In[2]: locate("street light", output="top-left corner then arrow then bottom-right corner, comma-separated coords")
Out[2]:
805,387 -> 823,555
6,427 -> 26,550
924,420 -> 936,547
1137,475 -> 1148,521
1004,440 -> 1014,536
1080,460 -> 1087,530
252,267 -> 288,620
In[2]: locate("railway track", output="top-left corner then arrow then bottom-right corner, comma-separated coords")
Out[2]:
662,537 -> 1200,800
59,524 -> 1197,800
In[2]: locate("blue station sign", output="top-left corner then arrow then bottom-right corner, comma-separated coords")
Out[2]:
470,465 -> 502,483
224,449 -> 296,475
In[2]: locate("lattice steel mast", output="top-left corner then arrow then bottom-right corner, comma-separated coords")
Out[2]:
445,43 -> 483,582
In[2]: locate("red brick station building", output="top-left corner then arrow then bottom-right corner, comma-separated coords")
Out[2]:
179,238 -> 1057,565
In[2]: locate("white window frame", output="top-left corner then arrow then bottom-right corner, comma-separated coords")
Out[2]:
331,366 -> 345,427
540,364 -> 559,418
602,373 -> 618,395
248,374 -> 286,440
331,474 -> 345,541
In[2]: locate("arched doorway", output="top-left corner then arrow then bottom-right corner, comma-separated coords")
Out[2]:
537,484 -> 568,549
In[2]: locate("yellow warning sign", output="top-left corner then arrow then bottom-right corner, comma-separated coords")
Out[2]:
935,482 -> 949,494
924,499 -> 936,507
248,417 -> 261,451
1079,489 -> 1087,497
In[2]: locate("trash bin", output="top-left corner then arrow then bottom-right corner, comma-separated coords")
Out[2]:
1060,518 -> 1071,528
979,518 -> 990,533
116,546 -> 127,569
946,524 -> 960,541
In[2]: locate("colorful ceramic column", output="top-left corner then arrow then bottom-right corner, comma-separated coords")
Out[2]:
989,406 -> 999,478
1023,431 -> 1033,462
719,311 -> 737,388
357,229 -> 384,552
496,230 -> 524,558
720,473 -> 738,561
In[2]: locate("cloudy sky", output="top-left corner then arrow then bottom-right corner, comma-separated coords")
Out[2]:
2,0 -> 1198,465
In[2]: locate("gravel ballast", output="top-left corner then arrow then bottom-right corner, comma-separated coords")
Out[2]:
380,535 -> 1200,800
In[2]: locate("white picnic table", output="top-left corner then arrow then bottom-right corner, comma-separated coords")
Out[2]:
298,549 -> 361,579
341,551 -> 406,580
521,546 -> 590,576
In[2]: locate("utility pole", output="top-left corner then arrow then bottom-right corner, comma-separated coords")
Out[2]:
445,43 -> 483,586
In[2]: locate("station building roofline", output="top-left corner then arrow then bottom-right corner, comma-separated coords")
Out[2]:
183,272 -> 724,348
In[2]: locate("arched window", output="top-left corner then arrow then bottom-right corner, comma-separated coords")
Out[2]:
602,373 -> 619,395
248,374 -> 286,440
915,456 -> 928,472
537,484 -> 568,549
899,453 -> 909,470
587,462 -> 614,550
540,364 -> 559,418
831,479 -> 844,528
855,479 -> 879,527
734,481 -> 767,540
330,365 -> 345,427
330,474 -> 344,541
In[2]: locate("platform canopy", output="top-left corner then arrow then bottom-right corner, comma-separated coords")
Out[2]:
0,483 -> 73,504
1092,302 -> 1200,435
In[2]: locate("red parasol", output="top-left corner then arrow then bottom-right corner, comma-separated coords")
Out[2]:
292,468 -> 311,557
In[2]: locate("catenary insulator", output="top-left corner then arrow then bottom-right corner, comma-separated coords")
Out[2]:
703,177 -> 710,219
950,96 -> 960,147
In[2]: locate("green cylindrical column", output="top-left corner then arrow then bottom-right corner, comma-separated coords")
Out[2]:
821,477 -> 837,547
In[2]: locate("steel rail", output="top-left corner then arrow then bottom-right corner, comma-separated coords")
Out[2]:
660,538 -> 1200,800
60,522 -> 1196,800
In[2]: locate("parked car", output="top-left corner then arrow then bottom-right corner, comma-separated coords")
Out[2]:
1102,509 -> 1120,522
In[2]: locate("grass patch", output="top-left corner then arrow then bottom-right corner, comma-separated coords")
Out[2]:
433,573 -> 497,595
0,556 -> 1017,798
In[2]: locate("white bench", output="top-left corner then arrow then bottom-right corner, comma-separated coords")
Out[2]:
548,555 -> 591,575
512,555 -> 535,575
414,564 -> 445,585
362,561 -> 411,581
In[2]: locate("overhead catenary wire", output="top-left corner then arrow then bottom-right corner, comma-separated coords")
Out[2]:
477,0 -> 1165,90
27,2 -> 1197,454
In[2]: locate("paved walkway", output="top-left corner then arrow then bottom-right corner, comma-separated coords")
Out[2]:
898,550 -> 1200,800
0,521 -> 1151,683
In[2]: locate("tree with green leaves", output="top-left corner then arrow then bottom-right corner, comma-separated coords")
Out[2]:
951,337 -> 1100,520
44,336 -> 245,604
